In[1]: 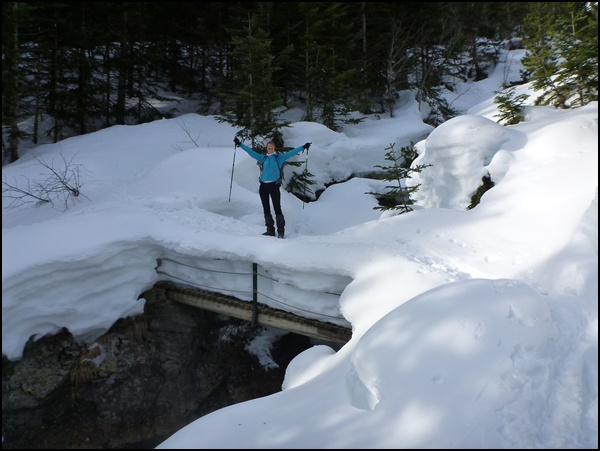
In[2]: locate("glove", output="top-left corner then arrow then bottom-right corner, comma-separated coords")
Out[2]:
303,142 -> 311,150
233,137 -> 241,147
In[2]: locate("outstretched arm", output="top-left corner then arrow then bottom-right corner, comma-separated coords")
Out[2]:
279,143 -> 310,163
238,143 -> 264,162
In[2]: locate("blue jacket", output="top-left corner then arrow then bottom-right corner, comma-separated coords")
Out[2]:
239,143 -> 304,183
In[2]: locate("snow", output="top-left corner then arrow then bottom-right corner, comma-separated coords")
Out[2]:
2,47 -> 597,449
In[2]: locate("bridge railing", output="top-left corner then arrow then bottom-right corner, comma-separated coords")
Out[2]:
155,257 -> 352,328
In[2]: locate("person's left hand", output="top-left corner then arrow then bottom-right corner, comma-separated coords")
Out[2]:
303,142 -> 311,150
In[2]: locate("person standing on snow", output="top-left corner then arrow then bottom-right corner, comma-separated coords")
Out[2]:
233,137 -> 311,238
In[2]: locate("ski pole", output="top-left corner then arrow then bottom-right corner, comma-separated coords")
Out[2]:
303,146 -> 309,209
228,142 -> 238,202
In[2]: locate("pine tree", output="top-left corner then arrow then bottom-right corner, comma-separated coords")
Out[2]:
522,2 -> 598,108
217,12 -> 288,146
286,164 -> 316,203
366,142 -> 431,213
521,3 -> 558,99
493,85 -> 530,125
2,2 -> 22,162
553,2 -> 598,107
298,2 -> 361,131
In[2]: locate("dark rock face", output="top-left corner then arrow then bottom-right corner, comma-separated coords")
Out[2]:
2,286 -> 312,449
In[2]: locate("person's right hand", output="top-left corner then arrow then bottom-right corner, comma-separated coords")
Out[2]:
234,137 -> 241,147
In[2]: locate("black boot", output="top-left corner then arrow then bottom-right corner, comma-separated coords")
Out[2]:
263,213 -> 275,236
276,214 -> 285,239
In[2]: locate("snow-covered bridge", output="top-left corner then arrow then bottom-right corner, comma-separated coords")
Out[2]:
155,258 -> 352,344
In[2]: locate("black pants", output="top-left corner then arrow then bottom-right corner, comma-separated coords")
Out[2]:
259,182 -> 285,234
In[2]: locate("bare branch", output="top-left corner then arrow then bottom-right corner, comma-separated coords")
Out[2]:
2,150 -> 88,211
172,120 -> 202,151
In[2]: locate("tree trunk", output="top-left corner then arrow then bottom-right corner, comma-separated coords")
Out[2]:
7,2 -> 21,162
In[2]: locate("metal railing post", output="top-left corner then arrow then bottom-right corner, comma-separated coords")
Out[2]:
252,262 -> 258,326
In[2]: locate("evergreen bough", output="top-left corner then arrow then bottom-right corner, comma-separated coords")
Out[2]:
286,163 -> 316,203
493,86 -> 530,125
366,142 -> 431,213
216,13 -> 289,147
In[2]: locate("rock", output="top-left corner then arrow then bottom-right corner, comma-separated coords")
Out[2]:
2,286 -> 311,449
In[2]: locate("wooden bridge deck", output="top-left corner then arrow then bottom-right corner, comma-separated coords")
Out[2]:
155,281 -> 352,344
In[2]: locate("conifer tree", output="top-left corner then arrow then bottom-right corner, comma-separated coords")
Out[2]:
2,2 -> 22,162
522,2 -> 598,108
286,163 -> 316,203
298,2 -> 360,131
553,2 -> 598,107
217,12 -> 288,147
366,142 -> 431,213
493,85 -> 530,125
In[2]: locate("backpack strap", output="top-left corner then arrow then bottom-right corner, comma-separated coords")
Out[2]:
275,154 -> 284,184
257,154 -> 283,184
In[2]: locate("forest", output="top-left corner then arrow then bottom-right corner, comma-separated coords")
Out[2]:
2,2 -> 597,163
